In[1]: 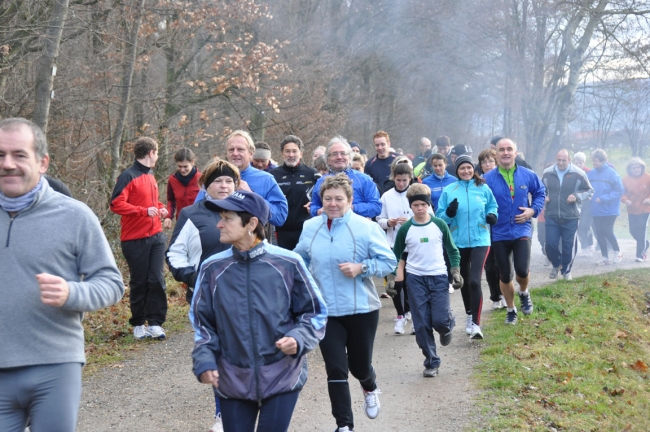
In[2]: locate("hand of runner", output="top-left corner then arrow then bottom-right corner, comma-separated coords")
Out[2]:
200,370 -> 219,388
36,273 -> 70,307
514,207 -> 534,223
276,337 -> 298,355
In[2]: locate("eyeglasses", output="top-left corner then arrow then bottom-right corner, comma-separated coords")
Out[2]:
328,151 -> 349,157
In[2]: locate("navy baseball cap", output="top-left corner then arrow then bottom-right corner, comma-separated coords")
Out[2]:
205,190 -> 270,225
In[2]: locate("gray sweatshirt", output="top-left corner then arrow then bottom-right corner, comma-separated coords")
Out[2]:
0,182 -> 125,368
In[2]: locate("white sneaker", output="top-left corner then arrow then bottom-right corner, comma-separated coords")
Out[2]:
499,296 -> 507,309
337,427 -> 352,432
394,316 -> 406,335
492,300 -> 501,310
404,311 -> 412,321
410,322 -> 416,335
612,251 -> 623,263
133,325 -> 148,340
146,325 -> 166,339
448,284 -> 454,294
362,388 -> 381,419
563,272 -> 572,281
596,258 -> 610,266
209,415 -> 223,432
469,324 -> 484,340
465,314 -> 473,335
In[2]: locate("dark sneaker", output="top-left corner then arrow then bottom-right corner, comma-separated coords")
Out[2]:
549,266 -> 559,279
519,292 -> 534,315
423,367 -> 438,378
440,331 -> 453,346
505,310 -> 518,325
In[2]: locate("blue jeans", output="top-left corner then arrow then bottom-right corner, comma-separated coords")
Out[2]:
219,390 -> 300,432
545,218 -> 579,274
406,274 -> 455,369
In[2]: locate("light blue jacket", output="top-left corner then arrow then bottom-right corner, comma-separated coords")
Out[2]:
587,165 -> 623,217
194,166 -> 288,226
437,179 -> 498,248
422,171 -> 456,210
294,210 -> 397,317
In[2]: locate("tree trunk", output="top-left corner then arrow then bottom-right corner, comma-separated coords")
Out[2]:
32,0 -> 70,134
109,0 -> 146,185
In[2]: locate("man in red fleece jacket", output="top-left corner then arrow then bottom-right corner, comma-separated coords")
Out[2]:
110,137 -> 169,340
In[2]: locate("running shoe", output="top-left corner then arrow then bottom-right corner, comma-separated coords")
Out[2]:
404,311 -> 412,321
499,296 -> 507,309
544,257 -> 550,266
519,292 -> 533,315
549,266 -> 560,279
505,309 -> 518,325
440,331 -> 453,346
146,325 -> 166,339
465,314 -> 473,335
492,300 -> 502,311
612,251 -> 623,263
336,427 -> 352,432
595,258 -> 610,266
394,316 -> 406,335
635,257 -> 646,262
423,367 -> 438,378
133,325 -> 148,340
209,415 -> 223,432
362,388 -> 381,419
563,272 -> 573,281
469,324 -> 484,340
410,321 -> 416,335
380,292 -> 391,298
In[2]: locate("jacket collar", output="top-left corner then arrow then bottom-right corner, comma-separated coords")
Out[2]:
231,241 -> 267,262
133,160 -> 152,174
282,162 -> 301,172
319,207 -> 353,226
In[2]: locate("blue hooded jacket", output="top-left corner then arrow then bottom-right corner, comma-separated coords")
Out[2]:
484,165 -> 546,241
437,179 -> 498,248
587,164 -> 623,217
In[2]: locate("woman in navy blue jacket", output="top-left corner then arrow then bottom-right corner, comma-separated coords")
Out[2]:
192,191 -> 327,432
587,149 -> 624,265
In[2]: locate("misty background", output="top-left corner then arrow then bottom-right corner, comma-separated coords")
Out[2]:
1,0 -> 649,214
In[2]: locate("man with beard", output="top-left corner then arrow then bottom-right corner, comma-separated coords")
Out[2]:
270,135 -> 320,250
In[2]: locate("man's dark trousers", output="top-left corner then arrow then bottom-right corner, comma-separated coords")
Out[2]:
545,218 -> 579,275
121,232 -> 168,326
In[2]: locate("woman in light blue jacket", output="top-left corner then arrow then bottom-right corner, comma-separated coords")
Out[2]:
295,173 -> 396,432
437,155 -> 498,340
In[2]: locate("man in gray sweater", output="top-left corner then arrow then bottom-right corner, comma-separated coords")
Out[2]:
0,118 -> 124,432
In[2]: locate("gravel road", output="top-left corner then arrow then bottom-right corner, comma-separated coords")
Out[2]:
76,238 -> 648,432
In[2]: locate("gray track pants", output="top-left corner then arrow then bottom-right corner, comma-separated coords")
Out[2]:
0,363 -> 82,432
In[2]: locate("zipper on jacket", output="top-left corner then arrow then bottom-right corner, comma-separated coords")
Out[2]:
5,216 -> 15,247
465,182 -> 471,246
246,261 -> 261,404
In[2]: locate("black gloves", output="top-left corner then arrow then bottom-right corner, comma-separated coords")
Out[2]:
486,213 -> 498,225
446,198 -> 459,218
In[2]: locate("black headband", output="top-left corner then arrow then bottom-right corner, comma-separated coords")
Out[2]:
408,194 -> 432,207
205,165 -> 238,187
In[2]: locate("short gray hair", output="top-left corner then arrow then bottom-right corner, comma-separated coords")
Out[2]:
573,152 -> 586,163
591,148 -> 608,163
326,136 -> 352,156
0,117 -> 48,159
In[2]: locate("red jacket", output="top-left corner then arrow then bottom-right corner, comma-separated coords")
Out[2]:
166,168 -> 201,220
110,161 -> 164,241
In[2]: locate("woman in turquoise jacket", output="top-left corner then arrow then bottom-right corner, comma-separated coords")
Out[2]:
437,155 -> 498,340
295,173 -> 396,432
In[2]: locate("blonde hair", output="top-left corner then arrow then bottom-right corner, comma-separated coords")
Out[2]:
319,173 -> 353,202
406,183 -> 431,199
225,130 -> 255,153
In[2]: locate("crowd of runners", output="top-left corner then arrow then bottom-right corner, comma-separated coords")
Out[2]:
2,117 -> 648,432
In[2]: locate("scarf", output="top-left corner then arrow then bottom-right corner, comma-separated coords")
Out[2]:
0,176 -> 45,213
174,166 -> 197,187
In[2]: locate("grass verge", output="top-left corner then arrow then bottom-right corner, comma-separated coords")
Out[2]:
82,274 -> 190,376
474,268 -> 650,431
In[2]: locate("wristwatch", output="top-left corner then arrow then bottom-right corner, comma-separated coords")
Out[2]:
361,263 -> 369,274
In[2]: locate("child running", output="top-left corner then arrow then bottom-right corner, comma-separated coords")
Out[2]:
393,184 -> 463,377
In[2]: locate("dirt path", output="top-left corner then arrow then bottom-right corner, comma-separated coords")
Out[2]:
76,238 -> 648,431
